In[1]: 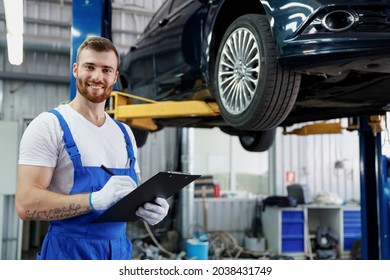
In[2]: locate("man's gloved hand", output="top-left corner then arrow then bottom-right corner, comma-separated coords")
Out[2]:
136,197 -> 169,225
90,176 -> 137,211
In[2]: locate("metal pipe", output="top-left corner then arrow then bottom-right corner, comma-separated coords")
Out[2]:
0,71 -> 69,84
179,127 -> 195,241
0,80 -> 3,120
0,36 -> 70,54
229,136 -> 236,191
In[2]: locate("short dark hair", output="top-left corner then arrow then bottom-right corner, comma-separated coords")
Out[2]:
76,36 -> 120,70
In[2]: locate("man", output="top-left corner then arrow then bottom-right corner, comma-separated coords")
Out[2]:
15,36 -> 169,260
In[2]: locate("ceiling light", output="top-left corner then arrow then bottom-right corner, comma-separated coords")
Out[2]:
3,0 -> 24,65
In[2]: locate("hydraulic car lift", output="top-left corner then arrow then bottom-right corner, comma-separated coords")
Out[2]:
106,91 -> 220,131
71,0 -> 390,259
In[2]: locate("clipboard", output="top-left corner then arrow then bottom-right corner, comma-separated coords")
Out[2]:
93,171 -> 201,223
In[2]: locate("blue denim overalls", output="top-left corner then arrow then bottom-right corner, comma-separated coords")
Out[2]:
36,109 -> 138,260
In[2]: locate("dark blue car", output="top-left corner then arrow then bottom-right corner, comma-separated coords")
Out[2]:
120,0 -> 390,151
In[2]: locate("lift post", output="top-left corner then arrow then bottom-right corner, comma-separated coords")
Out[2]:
359,115 -> 390,259
70,0 -> 113,100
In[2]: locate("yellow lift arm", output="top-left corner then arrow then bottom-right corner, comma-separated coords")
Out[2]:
106,91 -> 220,131
283,122 -> 343,135
282,115 -> 386,136
106,91 -> 386,135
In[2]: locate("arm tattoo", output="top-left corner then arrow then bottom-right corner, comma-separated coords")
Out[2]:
25,203 -> 90,220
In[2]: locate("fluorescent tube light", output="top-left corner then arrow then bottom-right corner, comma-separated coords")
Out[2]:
3,0 -> 24,65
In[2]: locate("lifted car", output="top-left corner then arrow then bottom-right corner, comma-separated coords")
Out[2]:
120,0 -> 390,151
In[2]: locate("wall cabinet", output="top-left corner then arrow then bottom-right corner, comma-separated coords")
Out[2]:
261,204 -> 361,259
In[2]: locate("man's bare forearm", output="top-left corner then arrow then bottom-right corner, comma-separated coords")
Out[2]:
24,203 -> 92,221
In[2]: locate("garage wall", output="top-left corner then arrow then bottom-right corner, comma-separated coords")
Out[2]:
273,121 -> 361,203
192,123 -> 361,204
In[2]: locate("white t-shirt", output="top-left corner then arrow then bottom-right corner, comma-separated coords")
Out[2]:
18,104 -> 140,195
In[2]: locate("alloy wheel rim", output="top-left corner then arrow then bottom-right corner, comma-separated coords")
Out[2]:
218,27 -> 260,115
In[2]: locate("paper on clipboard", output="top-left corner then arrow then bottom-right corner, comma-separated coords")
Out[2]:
93,171 -> 201,223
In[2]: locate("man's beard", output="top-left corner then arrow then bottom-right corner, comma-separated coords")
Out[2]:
76,78 -> 113,103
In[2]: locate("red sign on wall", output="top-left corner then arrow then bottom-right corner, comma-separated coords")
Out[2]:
285,170 -> 296,184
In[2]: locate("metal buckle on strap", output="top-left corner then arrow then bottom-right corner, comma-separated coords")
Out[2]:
67,145 -> 80,159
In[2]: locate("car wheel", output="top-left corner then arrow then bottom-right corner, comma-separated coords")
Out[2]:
239,129 -> 276,152
131,127 -> 149,148
214,14 -> 300,130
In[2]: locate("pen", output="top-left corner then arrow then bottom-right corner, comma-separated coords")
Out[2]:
100,164 -> 115,176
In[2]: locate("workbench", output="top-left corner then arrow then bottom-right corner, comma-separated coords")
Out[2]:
261,204 -> 361,259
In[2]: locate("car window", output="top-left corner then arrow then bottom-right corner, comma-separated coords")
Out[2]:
154,0 -> 199,76
170,0 -> 190,12
144,0 -> 172,33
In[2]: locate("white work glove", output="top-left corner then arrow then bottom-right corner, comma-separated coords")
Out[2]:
136,197 -> 169,225
90,176 -> 137,211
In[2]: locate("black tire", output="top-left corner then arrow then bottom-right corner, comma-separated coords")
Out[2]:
214,14 -> 300,130
239,129 -> 276,152
131,127 -> 149,148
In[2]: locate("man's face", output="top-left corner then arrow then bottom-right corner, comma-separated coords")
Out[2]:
73,48 -> 118,103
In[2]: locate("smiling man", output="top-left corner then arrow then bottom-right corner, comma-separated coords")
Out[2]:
15,37 -> 169,260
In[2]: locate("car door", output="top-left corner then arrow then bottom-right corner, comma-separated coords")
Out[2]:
155,0 -> 200,96
153,0 -> 206,100
123,0 -> 207,100
121,0 -> 172,99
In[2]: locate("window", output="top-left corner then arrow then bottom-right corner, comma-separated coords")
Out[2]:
192,128 -> 270,196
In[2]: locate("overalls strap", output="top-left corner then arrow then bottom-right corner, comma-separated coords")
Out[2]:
49,109 -> 82,170
114,120 -> 138,184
